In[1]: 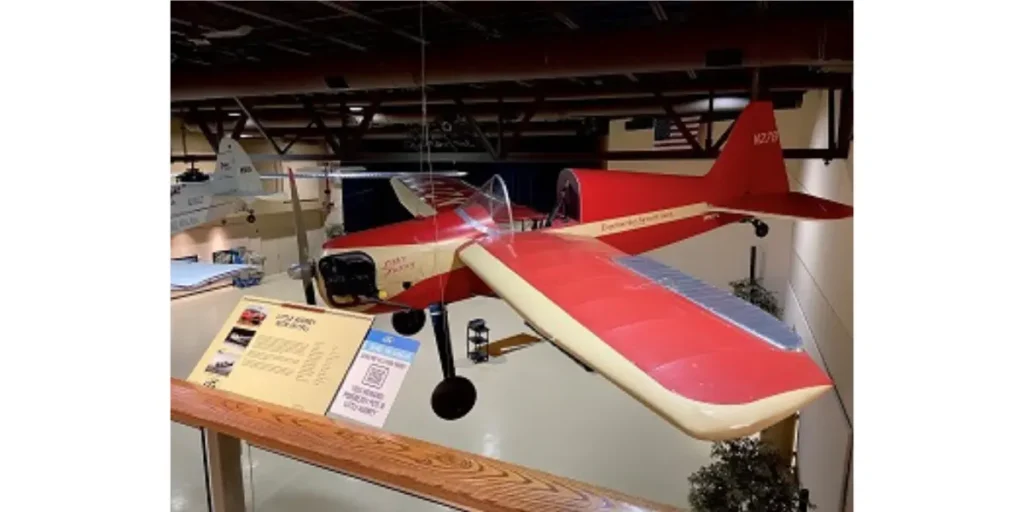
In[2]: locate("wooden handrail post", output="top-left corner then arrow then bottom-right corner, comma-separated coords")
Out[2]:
203,429 -> 247,512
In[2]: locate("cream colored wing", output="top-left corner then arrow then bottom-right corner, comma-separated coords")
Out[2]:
456,231 -> 832,441
389,176 -> 480,217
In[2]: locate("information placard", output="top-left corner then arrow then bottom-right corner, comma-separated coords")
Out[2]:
329,329 -> 421,428
186,296 -> 374,414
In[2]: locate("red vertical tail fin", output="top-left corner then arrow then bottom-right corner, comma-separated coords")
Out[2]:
705,101 -> 854,221
707,101 -> 791,197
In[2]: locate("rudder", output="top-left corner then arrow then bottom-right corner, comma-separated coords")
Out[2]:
707,100 -> 790,197
706,101 -> 853,221
211,138 -> 263,197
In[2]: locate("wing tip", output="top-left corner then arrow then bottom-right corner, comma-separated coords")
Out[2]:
667,384 -> 832,442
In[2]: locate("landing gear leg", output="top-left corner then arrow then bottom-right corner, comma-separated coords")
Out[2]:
428,302 -> 476,421
392,309 -> 426,336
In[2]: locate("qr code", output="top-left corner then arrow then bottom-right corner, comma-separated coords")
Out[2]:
361,364 -> 390,389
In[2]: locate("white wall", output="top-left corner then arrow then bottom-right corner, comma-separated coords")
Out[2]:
169,207 -> 325,274
780,90 -> 854,512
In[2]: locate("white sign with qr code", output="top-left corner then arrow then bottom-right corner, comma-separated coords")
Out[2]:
329,329 -> 420,428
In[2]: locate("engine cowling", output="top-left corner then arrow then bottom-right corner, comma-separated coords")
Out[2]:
316,251 -> 380,307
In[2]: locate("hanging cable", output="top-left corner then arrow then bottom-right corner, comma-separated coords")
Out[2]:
420,0 -> 444,306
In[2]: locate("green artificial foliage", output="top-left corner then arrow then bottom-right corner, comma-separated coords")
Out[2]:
729,277 -> 782,319
688,437 -> 811,512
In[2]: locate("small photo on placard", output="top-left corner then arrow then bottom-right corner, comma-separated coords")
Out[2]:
237,304 -> 269,327
205,349 -> 240,377
224,326 -> 256,348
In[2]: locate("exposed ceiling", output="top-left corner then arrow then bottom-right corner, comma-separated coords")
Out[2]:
170,1 -> 853,163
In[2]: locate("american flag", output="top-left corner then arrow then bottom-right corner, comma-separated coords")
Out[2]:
653,117 -> 707,150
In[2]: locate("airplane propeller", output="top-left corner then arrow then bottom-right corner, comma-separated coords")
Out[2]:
285,168 -> 317,306
279,166 -> 468,307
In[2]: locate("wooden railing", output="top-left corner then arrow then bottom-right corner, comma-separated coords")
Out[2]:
171,378 -> 683,512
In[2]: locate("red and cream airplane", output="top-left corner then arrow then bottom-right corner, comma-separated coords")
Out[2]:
286,101 -> 853,441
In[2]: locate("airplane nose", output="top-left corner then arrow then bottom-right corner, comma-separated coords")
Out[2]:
317,251 -> 381,307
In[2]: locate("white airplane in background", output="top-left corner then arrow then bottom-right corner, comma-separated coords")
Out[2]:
171,138 -> 466,235
171,138 -> 265,234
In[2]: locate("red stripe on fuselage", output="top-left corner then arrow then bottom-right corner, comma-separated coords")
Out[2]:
595,212 -> 746,255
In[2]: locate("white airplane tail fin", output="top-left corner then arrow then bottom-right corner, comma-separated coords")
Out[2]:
211,138 -> 264,197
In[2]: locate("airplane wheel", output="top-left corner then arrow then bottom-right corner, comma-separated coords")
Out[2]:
246,213 -> 256,223
755,221 -> 769,238
392,309 -> 426,335
431,376 -> 476,421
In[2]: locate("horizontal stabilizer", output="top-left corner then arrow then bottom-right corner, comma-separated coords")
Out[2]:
710,192 -> 853,221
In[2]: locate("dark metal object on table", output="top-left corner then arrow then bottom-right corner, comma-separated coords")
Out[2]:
467,318 -> 490,363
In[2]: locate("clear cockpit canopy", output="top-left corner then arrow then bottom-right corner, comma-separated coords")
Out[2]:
456,175 -> 515,236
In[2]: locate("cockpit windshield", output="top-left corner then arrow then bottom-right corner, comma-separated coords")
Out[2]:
455,175 -> 515,235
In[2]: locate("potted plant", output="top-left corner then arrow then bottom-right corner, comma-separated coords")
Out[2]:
729,276 -> 782,318
688,437 -> 811,512
692,247 -> 808,511
729,246 -> 782,319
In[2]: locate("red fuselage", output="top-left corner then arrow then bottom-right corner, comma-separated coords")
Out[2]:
315,168 -> 748,315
